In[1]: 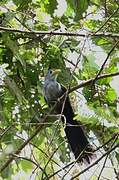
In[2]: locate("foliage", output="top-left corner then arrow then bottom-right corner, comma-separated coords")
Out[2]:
0,0 -> 119,179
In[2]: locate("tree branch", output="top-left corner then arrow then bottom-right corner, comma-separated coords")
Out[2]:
69,71 -> 119,93
12,154 -> 48,178
92,40 -> 119,84
0,26 -> 119,39
0,106 -> 55,173
95,7 -> 119,33
0,71 -> 119,173
47,134 -> 118,179
71,143 -> 119,179
97,135 -> 118,180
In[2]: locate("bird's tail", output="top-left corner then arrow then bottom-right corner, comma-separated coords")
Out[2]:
62,96 -> 95,163
65,121 -> 95,163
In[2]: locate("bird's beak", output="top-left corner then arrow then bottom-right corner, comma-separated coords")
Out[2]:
52,69 -> 61,76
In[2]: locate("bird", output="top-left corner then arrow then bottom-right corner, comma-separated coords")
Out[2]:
44,68 -> 95,163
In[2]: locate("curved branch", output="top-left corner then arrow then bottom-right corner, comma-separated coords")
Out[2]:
69,71 -> 119,93
12,154 -> 48,178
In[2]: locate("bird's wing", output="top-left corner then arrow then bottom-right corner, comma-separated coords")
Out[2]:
60,85 -> 67,94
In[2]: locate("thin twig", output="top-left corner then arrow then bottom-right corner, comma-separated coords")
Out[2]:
0,125 -> 14,139
97,135 -> 118,180
71,144 -> 119,179
94,133 -> 119,152
47,134 -> 119,179
95,7 -> 119,33
11,154 -> 48,179
41,139 -> 67,179
92,40 -> 119,85
63,57 -> 76,67
47,161 -> 75,179
15,134 -> 62,168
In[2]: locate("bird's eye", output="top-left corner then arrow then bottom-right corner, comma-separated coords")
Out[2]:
49,69 -> 52,74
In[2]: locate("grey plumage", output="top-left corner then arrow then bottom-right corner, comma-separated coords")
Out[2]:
44,69 -> 62,103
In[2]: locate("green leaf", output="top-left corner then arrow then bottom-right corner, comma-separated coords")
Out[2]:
116,152 -> 119,163
66,0 -> 89,20
1,166 -> 12,179
4,76 -> 27,104
44,0 -> 58,16
105,88 -> 117,103
2,33 -> 26,69
82,54 -> 99,78
21,159 -> 33,172
13,0 -> 32,10
2,48 -> 13,68
98,77 -> 112,85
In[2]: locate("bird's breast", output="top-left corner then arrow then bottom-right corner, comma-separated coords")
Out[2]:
44,81 -> 61,103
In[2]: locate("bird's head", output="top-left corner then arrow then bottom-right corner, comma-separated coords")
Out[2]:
45,69 -> 61,81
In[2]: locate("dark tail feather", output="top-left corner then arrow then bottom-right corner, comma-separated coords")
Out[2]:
62,96 -> 95,163
65,120 -> 94,163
